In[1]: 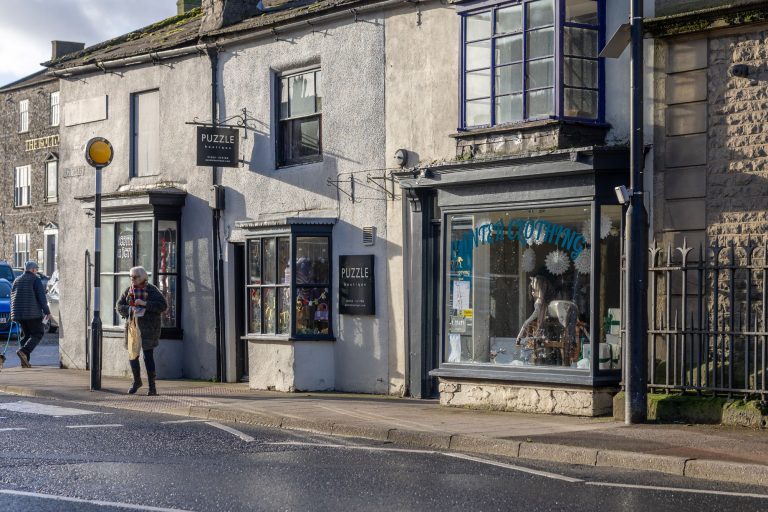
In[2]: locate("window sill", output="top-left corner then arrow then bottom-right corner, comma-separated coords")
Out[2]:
13,205 -> 33,210
277,157 -> 323,169
243,335 -> 336,343
451,118 -> 609,139
102,326 -> 183,340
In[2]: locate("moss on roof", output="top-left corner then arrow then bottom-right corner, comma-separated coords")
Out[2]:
45,7 -> 204,70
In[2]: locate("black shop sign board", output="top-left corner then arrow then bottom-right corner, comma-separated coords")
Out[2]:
339,255 -> 375,315
196,126 -> 239,167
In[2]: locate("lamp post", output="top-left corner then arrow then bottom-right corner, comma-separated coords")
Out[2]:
84,137 -> 114,391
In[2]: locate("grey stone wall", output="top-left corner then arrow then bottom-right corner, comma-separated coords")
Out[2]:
0,78 -> 60,271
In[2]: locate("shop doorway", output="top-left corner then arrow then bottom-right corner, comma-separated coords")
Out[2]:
234,243 -> 248,382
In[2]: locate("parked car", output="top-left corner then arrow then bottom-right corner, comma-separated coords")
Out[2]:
46,270 -> 59,334
0,261 -> 14,283
0,278 -> 21,341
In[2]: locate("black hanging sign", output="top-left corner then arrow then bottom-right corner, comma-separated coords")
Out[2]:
339,255 -> 375,315
196,126 -> 239,167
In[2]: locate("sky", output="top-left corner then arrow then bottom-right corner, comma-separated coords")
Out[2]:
0,0 -> 179,86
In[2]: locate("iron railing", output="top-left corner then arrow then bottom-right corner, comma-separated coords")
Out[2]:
647,239 -> 767,400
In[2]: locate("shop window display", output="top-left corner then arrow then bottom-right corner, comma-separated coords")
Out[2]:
446,205 -> 619,369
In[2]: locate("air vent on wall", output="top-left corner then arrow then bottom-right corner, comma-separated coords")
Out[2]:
363,226 -> 375,246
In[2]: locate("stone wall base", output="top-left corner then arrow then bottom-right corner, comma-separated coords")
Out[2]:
439,378 -> 617,417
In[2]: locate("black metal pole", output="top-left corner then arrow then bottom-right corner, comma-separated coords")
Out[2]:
625,0 -> 648,424
208,46 -> 225,383
90,166 -> 103,391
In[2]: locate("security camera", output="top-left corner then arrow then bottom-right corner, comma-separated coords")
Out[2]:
614,185 -> 631,205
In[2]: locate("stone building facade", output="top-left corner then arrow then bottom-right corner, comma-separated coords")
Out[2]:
0,42 -> 84,275
650,0 -> 768,249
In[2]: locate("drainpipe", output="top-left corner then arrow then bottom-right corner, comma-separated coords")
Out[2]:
208,46 -> 226,382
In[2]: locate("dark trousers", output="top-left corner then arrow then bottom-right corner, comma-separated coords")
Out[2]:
130,349 -> 156,374
18,318 -> 45,356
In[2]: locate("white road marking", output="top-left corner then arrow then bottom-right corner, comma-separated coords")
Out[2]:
0,489 -> 195,511
0,428 -> 26,432
65,424 -> 123,429
206,422 -> 254,442
271,441 -> 583,482
586,481 -> 768,499
444,452 -> 584,483
160,419 -> 208,424
0,401 -> 99,417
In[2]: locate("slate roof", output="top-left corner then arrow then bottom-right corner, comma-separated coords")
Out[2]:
44,1 -> 386,73
0,69 -> 54,93
44,8 -> 205,71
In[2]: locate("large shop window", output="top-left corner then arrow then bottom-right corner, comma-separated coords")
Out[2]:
445,205 -> 621,370
278,68 -> 322,166
246,228 -> 332,339
460,0 -> 602,128
100,219 -> 180,330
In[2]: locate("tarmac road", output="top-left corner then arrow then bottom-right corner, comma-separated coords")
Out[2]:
0,394 -> 766,511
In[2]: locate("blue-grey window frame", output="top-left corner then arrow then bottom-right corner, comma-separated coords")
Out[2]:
457,0 -> 605,130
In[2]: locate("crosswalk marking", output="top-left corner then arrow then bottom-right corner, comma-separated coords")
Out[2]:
0,401 -> 100,417
0,427 -> 26,431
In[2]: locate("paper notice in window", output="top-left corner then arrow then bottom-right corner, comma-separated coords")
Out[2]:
452,281 -> 470,311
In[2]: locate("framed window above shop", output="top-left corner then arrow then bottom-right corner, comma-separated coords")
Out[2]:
130,89 -> 160,177
458,0 -> 604,128
50,91 -> 60,127
44,154 -> 58,203
19,99 -> 29,133
243,220 -> 334,340
277,68 -> 322,167
14,165 -> 31,207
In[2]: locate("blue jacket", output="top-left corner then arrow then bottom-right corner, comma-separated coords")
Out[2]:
11,271 -> 50,321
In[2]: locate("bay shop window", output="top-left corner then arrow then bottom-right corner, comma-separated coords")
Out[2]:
100,219 -> 180,332
245,221 -> 334,339
460,0 -> 604,127
445,204 -> 621,372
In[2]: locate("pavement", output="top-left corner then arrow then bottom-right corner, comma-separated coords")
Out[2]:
0,352 -> 766,488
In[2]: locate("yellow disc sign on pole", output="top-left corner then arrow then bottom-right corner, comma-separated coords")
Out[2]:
85,137 -> 114,168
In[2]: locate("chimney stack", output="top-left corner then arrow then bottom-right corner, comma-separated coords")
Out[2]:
177,0 -> 202,15
51,41 -> 85,60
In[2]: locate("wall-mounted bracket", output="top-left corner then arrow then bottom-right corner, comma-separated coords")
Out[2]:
366,174 -> 395,200
327,176 -> 355,202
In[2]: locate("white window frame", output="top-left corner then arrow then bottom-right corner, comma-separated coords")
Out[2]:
50,91 -> 60,126
131,89 -> 160,177
14,165 -> 31,207
45,159 -> 58,202
19,99 -> 29,133
14,234 -> 30,268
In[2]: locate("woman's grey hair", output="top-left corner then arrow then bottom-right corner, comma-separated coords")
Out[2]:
130,266 -> 149,284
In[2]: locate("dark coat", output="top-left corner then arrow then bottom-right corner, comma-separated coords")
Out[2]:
11,271 -> 50,321
116,283 -> 167,350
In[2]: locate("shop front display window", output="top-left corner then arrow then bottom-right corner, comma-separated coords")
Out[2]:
445,204 -> 618,369
597,206 -> 622,372
245,227 -> 333,339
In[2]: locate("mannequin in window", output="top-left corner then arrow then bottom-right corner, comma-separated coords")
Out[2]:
516,274 -> 589,365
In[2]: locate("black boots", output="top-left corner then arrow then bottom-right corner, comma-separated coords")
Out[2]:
128,359 -> 142,394
147,371 -> 157,396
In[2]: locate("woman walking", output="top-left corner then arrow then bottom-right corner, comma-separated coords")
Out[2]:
116,266 -> 167,396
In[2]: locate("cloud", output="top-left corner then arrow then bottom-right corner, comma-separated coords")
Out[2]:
0,0 -> 177,86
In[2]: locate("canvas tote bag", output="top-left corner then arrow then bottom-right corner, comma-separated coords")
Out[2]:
127,312 -> 142,360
